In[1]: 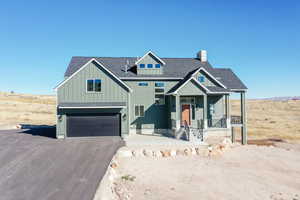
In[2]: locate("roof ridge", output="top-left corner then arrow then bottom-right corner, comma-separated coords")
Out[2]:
71,56 -> 200,60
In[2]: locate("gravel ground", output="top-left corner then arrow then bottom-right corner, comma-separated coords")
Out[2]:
115,144 -> 300,200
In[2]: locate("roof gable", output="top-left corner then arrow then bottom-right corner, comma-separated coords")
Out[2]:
54,58 -> 133,92
135,51 -> 166,65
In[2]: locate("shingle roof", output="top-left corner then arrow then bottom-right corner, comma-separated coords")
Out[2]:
206,86 -> 231,93
64,56 -> 247,90
211,68 -> 247,90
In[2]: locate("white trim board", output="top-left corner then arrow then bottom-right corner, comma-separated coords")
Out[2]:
135,51 -> 166,65
192,67 -> 227,89
168,76 -> 210,95
58,106 -> 126,109
54,58 -> 133,92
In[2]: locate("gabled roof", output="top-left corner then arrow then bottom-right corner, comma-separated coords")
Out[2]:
54,58 -> 133,92
191,67 -> 227,89
135,51 -> 166,65
167,75 -> 209,95
63,56 -> 247,91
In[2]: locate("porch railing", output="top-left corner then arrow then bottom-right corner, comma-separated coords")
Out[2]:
231,115 -> 242,125
208,117 -> 227,128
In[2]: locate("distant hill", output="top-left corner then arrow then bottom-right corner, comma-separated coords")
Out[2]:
260,96 -> 300,101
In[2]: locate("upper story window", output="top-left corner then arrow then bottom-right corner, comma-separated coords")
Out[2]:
198,75 -> 205,83
139,64 -> 145,68
87,79 -> 101,92
147,64 -> 153,68
155,82 -> 164,87
154,82 -> 165,105
155,64 -> 161,68
138,82 -> 148,86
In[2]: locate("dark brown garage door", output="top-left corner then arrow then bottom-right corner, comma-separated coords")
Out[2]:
67,113 -> 121,137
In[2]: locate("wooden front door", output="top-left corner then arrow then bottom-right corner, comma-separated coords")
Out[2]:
181,104 -> 191,125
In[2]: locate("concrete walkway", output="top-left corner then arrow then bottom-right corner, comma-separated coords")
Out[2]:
0,128 -> 124,200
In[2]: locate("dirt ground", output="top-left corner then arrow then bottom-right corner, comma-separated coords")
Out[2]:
114,144 -> 300,200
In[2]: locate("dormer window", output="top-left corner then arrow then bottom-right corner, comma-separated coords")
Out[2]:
140,64 -> 145,68
198,75 -> 205,83
147,64 -> 153,68
155,64 -> 161,68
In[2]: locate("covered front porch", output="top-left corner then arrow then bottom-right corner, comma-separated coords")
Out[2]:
166,76 -> 247,144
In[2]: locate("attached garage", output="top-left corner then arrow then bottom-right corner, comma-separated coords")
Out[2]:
57,102 -> 127,138
67,113 -> 121,137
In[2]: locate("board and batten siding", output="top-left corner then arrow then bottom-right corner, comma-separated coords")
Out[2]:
57,61 -> 128,103
136,54 -> 163,75
56,61 -> 130,138
193,71 -> 217,87
125,80 -> 177,130
177,79 -> 206,96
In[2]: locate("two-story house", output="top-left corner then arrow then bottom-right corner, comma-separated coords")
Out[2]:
54,50 -> 247,144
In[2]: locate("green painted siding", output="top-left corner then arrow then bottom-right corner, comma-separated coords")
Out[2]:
136,54 -> 163,75
193,71 -> 217,87
57,61 -> 128,103
125,80 -> 177,129
56,61 -> 130,137
177,79 -> 206,96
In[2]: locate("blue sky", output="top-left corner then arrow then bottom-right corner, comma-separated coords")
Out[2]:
0,0 -> 299,98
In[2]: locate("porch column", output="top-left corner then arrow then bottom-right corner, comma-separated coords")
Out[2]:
203,95 -> 208,129
241,92 -> 247,145
175,95 -> 180,130
225,94 -> 231,128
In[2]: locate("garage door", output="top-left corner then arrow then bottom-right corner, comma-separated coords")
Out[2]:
67,113 -> 120,137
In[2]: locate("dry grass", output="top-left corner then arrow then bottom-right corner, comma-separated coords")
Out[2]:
0,91 -> 299,143
0,92 -> 56,127
231,99 -> 300,143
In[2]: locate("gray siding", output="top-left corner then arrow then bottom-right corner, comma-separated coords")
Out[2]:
56,61 -> 130,137
193,71 -> 217,87
177,80 -> 206,96
125,80 -> 177,129
57,61 -> 128,103
136,54 -> 163,75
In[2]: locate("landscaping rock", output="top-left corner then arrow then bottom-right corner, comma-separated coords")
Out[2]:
161,150 -> 171,157
170,150 -> 177,157
184,148 -> 191,156
143,149 -> 152,157
152,150 -> 162,158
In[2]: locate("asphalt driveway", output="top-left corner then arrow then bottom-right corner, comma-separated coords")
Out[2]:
0,128 -> 124,200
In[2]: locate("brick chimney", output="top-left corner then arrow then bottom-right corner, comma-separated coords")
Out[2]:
197,50 -> 207,62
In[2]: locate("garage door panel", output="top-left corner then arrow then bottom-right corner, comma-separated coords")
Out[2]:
67,114 -> 120,137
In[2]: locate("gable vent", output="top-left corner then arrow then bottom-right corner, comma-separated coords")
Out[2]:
197,50 -> 207,62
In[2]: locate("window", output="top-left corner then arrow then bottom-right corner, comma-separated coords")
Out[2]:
198,75 -> 205,83
192,105 -> 195,120
135,105 -> 145,117
87,79 -> 101,92
155,64 -> 161,68
95,79 -> 101,92
140,64 -> 145,68
154,82 -> 165,105
87,80 -> 94,92
155,82 -> 164,87
138,82 -> 148,86
147,64 -> 153,68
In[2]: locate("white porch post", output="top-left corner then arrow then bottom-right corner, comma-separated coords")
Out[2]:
175,95 -> 181,130
203,95 -> 208,129
241,92 -> 247,145
225,94 -> 231,128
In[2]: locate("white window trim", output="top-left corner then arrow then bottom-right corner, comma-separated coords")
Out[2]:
154,82 -> 165,105
191,67 -> 227,89
134,104 -> 145,117
86,79 -> 102,93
